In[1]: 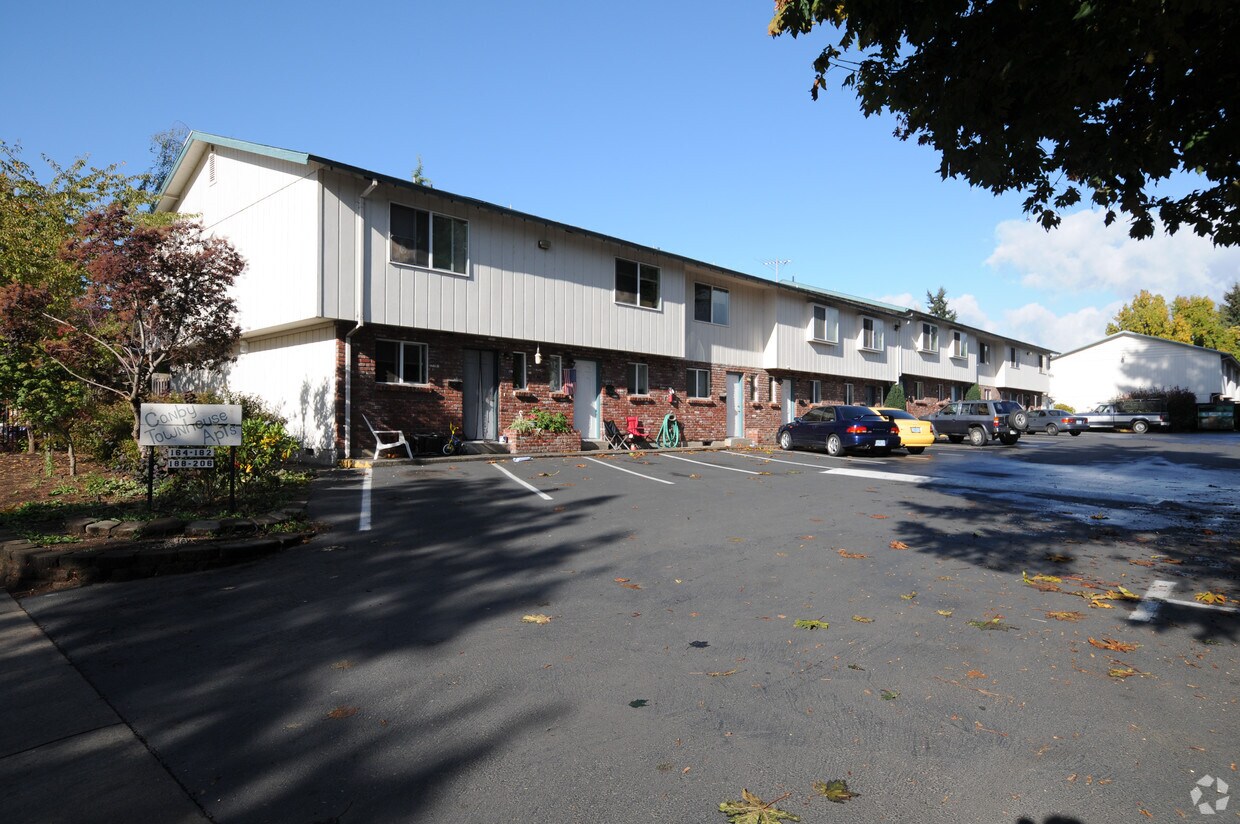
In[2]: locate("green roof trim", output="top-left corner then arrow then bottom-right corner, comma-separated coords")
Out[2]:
156,131 -> 310,201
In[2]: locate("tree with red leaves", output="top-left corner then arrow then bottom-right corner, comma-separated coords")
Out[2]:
0,204 -> 245,442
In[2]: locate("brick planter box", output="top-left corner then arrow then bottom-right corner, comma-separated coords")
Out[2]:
502,429 -> 582,454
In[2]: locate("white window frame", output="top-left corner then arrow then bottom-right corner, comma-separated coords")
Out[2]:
811,380 -> 822,404
615,258 -> 661,310
913,381 -> 925,400
389,203 -> 469,275
843,382 -> 853,405
374,339 -> 429,385
694,282 -> 730,325
1038,354 -> 1047,373
951,330 -> 968,359
979,342 -> 990,365
512,352 -> 528,390
920,322 -> 939,353
1009,347 -> 1020,368
687,368 -> 710,399
768,376 -> 777,404
749,374 -> 759,402
810,304 -> 839,344
860,316 -> 884,351
628,362 -> 649,396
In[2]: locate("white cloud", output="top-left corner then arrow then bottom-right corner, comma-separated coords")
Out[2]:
876,292 -> 919,310
985,209 -> 1240,300
996,301 -> 1122,352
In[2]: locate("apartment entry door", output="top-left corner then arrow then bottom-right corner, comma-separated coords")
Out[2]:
461,349 -> 498,440
726,372 -> 744,438
572,360 -> 599,439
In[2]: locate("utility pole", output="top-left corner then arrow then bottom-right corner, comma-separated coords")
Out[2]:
762,258 -> 791,283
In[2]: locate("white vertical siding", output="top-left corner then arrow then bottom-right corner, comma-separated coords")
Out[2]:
176,146 -> 320,333
1052,335 -> 1226,409
226,324 -> 339,461
319,178 -> 685,356
684,273 -> 769,368
901,323 -> 976,382
769,293 -> 899,381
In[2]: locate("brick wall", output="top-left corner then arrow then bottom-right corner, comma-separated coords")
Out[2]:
335,322 -> 902,455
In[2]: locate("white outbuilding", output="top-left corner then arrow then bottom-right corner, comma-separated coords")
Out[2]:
1051,331 -> 1240,411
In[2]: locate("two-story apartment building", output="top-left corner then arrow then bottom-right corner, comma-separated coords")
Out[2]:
156,132 -> 1050,461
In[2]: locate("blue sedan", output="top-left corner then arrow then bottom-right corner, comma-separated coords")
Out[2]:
776,405 -> 902,456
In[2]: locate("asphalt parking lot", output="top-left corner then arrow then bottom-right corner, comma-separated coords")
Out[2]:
16,433 -> 1240,823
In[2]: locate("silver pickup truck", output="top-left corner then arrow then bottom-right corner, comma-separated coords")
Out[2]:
1081,401 -> 1169,433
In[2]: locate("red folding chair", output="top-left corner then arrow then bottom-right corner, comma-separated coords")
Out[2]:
625,417 -> 648,446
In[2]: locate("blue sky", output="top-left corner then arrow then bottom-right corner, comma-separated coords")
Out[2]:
8,1 -> 1238,351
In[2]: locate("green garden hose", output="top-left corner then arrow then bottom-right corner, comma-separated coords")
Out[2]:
655,413 -> 683,448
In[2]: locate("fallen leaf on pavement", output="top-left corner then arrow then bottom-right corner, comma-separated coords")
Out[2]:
522,614 -> 552,624
936,609 -> 953,617
1108,667 -> 1138,679
900,591 -> 917,600
852,615 -> 874,623
967,618 -> 1016,631
794,619 -> 829,630
615,578 -> 630,582
813,779 -> 859,803
327,706 -> 359,719
1045,553 -> 1074,563
889,540 -> 910,550
880,689 -> 900,700
331,660 -> 354,670
621,583 -> 642,590
838,549 -> 867,559
966,670 -> 986,679
719,789 -> 800,823
1046,611 -> 1084,621
707,669 -> 739,677
1196,591 -> 1230,605
1089,637 -> 1140,652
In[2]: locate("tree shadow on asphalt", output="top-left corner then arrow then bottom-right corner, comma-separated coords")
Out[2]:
891,489 -> 1239,644
22,468 -> 624,822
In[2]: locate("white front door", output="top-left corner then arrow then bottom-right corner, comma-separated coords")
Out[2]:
726,372 -> 744,438
573,360 -> 599,439
782,378 -> 795,423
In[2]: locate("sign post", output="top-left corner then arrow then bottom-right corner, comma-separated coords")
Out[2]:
139,403 -> 244,511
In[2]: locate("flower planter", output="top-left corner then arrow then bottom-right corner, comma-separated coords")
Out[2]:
501,429 -> 582,454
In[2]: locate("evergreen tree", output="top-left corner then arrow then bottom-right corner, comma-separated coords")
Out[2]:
883,383 -> 906,409
925,287 -> 958,321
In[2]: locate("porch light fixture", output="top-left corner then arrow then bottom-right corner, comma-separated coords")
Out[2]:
537,239 -> 551,250
534,346 -> 542,365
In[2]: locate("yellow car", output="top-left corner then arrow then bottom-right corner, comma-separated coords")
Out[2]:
868,407 -> 934,454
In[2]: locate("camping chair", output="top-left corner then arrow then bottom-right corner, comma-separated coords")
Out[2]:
361,414 -> 412,459
604,420 -> 631,450
625,416 -> 649,447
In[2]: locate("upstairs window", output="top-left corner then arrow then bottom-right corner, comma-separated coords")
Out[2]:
811,304 -> 839,343
615,258 -> 660,309
979,342 -> 991,365
1009,346 -> 1020,368
375,340 -> 428,385
390,203 -> 468,274
861,316 -> 884,351
919,322 -> 939,353
694,283 -> 730,325
951,330 -> 968,358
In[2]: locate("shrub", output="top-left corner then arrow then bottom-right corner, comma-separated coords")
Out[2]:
530,409 -> 572,433
1053,402 -> 1076,413
964,383 -> 982,401
883,384 -> 906,409
1115,386 -> 1197,430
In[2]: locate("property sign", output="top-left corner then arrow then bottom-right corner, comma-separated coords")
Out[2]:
139,403 -> 243,447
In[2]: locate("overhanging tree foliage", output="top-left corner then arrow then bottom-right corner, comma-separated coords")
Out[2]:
770,2 -> 1240,245
1106,289 -> 1239,355
0,205 -> 245,442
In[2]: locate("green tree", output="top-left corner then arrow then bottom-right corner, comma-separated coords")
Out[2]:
1221,282 -> 1240,328
770,2 -> 1240,244
964,383 -> 981,401
1106,291 -> 1172,338
1170,295 -> 1230,350
410,155 -> 433,188
925,287 -> 957,322
883,382 -> 906,409
144,124 -> 189,196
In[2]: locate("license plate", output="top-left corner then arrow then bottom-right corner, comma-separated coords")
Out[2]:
910,426 -> 922,433
875,439 -> 887,446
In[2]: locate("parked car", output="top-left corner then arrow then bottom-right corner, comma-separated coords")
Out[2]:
1081,399 -> 1170,433
867,407 -> 934,454
777,405 -> 901,456
926,400 -> 1025,446
1024,408 -> 1088,436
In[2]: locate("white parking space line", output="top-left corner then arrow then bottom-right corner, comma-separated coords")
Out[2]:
359,468 -> 372,532
659,453 -> 763,475
1129,580 -> 1174,623
585,457 -> 675,485
492,463 -> 554,500
722,451 -> 842,471
823,467 -> 932,484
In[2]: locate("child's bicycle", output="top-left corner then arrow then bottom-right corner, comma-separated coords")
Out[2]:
442,422 -> 463,456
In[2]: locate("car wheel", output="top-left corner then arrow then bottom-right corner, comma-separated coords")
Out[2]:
1069,430 -> 1082,436
998,433 -> 1019,445
947,435 -> 964,444
1132,419 -> 1149,434
968,427 -> 988,447
906,446 -> 925,454
1046,423 -> 1059,435
1011,410 -> 1029,431
778,430 -> 793,451
826,434 -> 844,456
